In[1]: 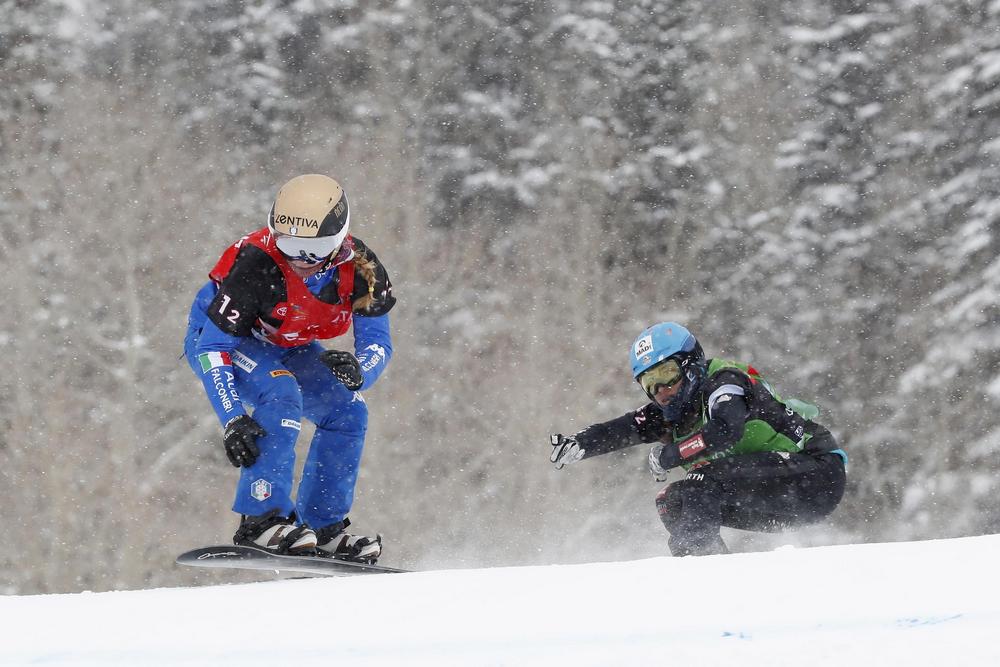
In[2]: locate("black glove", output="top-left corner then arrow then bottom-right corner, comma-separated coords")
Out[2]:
319,349 -> 364,390
223,415 -> 265,468
550,433 -> 585,469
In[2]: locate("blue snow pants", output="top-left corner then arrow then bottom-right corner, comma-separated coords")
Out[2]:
184,332 -> 368,529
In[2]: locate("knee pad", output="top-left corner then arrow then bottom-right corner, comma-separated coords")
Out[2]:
655,484 -> 683,528
316,392 -> 369,434
655,477 -> 723,531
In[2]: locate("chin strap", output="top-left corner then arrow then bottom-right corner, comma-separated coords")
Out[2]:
327,236 -> 356,268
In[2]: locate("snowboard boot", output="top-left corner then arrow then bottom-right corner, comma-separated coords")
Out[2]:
234,509 -> 318,555
314,518 -> 382,564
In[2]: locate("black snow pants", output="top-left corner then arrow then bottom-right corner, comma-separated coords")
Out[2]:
654,432 -> 846,557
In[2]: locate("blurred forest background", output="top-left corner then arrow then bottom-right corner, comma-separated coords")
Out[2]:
3,0 -> 1000,594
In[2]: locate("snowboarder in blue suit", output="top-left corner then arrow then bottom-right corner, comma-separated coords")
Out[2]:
184,174 -> 395,563
551,322 -> 846,556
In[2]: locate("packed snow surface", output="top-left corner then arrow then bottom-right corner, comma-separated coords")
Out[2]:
3,534 -> 1000,666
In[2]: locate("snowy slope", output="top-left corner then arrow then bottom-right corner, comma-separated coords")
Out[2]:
3,534 -> 999,666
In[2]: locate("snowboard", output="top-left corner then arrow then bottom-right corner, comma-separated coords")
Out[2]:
176,545 -> 409,577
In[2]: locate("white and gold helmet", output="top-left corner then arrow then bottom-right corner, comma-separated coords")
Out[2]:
267,174 -> 350,263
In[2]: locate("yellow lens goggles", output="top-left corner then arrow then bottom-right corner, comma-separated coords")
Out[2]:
639,359 -> 683,396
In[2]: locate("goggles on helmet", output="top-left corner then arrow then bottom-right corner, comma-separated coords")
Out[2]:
638,358 -> 684,397
274,233 -> 343,265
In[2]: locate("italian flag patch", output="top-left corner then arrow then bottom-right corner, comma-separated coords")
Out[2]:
198,351 -> 232,372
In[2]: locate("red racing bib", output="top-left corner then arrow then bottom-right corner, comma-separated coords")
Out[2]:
210,228 -> 356,347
